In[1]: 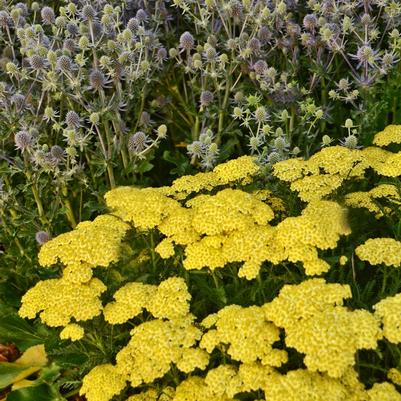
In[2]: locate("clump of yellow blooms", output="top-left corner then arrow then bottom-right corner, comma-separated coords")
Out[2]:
19,277 -> 106,327
263,369 -> 352,401
200,305 -> 287,366
366,382 -> 401,401
373,124 -> 401,147
345,184 -> 401,218
104,277 -> 191,324
18,127 -> 401,401
38,215 -> 130,280
168,155 -> 259,198
388,368 -> 401,386
374,293 -> 401,343
264,279 -> 382,377
115,318 -> 208,386
103,282 -> 157,324
59,323 -> 85,341
356,238 -> 401,267
80,364 -> 126,401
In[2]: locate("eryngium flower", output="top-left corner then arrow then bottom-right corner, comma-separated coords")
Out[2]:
179,32 -> 195,50
229,1 -> 243,18
0,11 -> 11,28
41,6 -> 55,25
82,5 -> 96,21
66,22 -> 79,36
14,130 -> 33,152
29,55 -> 45,71
136,9 -> 147,22
187,141 -> 204,158
303,14 -> 318,30
128,131 -> 150,153
65,111 -> 81,128
35,231 -> 51,245
127,17 -> 139,32
156,47 -> 167,62
248,38 -> 261,54
89,69 -> 108,91
63,38 -> 76,53
50,145 -> 65,162
253,60 -> 268,75
200,91 -> 214,107
56,55 -> 73,72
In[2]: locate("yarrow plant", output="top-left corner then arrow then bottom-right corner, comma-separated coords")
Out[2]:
1,1 -> 401,401
12,125 -> 401,400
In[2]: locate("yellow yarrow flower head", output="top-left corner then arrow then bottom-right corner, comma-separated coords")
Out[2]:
263,369 -> 354,401
374,293 -> 401,343
173,376 -> 235,401
38,215 -> 130,279
59,323 -> 84,341
366,382 -> 401,401
104,187 -> 181,230
263,278 -> 352,328
200,305 -> 287,366
147,277 -> 191,320
373,125 -> 401,147
19,277 -> 106,327
285,306 -> 382,377
356,238 -> 401,267
388,368 -> 401,386
116,318 -> 205,387
80,364 -> 126,401
205,365 -> 242,398
103,282 -> 157,324
374,151 -> 401,177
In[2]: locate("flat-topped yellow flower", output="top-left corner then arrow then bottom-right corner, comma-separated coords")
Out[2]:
38,215 -> 129,275
373,124 -> 401,147
356,238 -> 401,267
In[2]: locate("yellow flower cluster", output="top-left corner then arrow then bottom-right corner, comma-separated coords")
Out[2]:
104,277 -> 191,324
388,368 -> 401,386
366,382 -> 401,401
59,323 -> 85,341
105,187 -> 181,230
106,180 -> 349,278
345,184 -> 400,218
19,277 -> 106,327
38,215 -> 130,283
373,124 -> 401,147
374,293 -> 401,343
273,200 -> 350,275
126,387 -> 175,401
173,376 -> 234,401
168,155 -> 259,198
264,279 -> 382,377
263,369 -> 353,401
39,215 -> 129,267
200,305 -> 287,366
80,364 -> 126,401
103,282 -> 157,324
355,238 -> 401,267
115,318 -> 208,386
272,146 -> 367,202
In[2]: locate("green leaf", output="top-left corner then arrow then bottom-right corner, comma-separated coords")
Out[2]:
0,314 -> 47,351
6,383 -> 65,401
0,363 -> 40,390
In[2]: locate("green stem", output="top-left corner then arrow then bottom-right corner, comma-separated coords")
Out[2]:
103,120 -> 116,189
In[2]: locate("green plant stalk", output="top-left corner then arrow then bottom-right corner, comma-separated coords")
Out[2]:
217,70 -> 232,146
0,211 -> 28,259
61,185 -> 77,228
103,120 -> 116,189
111,120 -> 128,173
